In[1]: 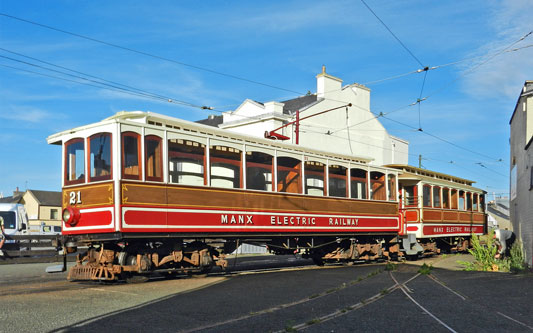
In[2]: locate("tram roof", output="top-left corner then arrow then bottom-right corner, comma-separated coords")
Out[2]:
385,164 -> 484,191
48,110 -> 385,167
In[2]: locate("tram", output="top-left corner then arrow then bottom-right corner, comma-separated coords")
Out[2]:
47,111 -> 486,281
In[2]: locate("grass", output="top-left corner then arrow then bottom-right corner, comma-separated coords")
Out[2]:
418,263 -> 433,275
306,318 -> 321,325
385,262 -> 397,271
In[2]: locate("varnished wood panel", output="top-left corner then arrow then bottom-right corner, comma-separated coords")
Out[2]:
63,182 -> 114,209
121,182 -> 398,216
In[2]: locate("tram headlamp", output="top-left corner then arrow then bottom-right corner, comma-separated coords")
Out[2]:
62,207 -> 80,226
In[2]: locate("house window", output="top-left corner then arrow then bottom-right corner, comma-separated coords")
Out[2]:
530,167 -> 533,190
50,209 -> 58,220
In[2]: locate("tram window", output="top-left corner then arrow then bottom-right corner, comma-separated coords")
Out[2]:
442,188 -> 450,209
122,132 -> 140,180
277,156 -> 301,193
423,185 -> 432,207
305,161 -> 324,196
388,174 -> 397,201
433,186 -> 441,208
370,171 -> 386,200
403,185 -> 417,206
458,190 -> 465,210
210,145 -> 241,189
65,138 -> 85,185
473,193 -> 479,211
451,189 -> 458,209
168,139 -> 205,186
329,165 -> 347,198
89,133 -> 112,182
466,192 -> 472,211
479,194 -> 485,212
350,168 -> 367,199
246,151 -> 272,191
145,136 -> 162,182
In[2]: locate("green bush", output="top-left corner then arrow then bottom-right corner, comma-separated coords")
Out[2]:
459,232 -> 526,273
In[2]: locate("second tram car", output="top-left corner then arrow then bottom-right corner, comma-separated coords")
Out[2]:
47,111 -> 486,281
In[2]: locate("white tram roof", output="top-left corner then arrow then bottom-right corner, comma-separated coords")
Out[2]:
48,110 -> 392,169
385,164 -> 485,193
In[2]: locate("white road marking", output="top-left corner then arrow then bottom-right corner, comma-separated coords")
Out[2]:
497,312 -> 533,330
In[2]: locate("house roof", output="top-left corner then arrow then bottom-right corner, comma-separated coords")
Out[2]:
196,115 -> 223,127
509,80 -> 533,124
281,94 -> 319,115
0,194 -> 23,204
28,190 -> 62,206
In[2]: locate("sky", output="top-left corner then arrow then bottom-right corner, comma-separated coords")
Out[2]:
0,0 -> 532,199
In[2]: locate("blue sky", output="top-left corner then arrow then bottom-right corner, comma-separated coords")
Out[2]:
1,0 -> 532,198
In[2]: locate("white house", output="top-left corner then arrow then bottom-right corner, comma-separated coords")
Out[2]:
206,66 -> 409,166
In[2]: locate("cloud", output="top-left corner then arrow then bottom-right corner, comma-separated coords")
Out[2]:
0,105 -> 51,123
459,1 -> 533,100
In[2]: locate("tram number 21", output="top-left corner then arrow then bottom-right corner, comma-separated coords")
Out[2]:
69,191 -> 82,205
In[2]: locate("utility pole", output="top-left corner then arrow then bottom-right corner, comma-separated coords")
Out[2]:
418,155 -> 422,168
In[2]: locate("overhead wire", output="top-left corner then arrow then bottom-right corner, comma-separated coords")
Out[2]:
359,0 -> 424,67
0,13 -> 302,96
1,12 -> 523,182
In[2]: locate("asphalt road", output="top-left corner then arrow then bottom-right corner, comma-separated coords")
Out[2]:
0,254 -> 532,333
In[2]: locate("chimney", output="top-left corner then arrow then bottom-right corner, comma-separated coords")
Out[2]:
264,101 -> 285,115
316,65 -> 343,98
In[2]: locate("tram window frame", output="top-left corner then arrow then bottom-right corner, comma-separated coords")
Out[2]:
350,168 -> 367,200
329,165 -> 347,198
388,174 -> 397,201
88,132 -> 112,182
423,185 -> 432,207
442,188 -> 450,209
277,156 -> 302,194
450,189 -> 458,209
466,192 -> 472,211
64,138 -> 86,186
121,132 -> 141,180
210,145 -> 242,189
145,135 -> 163,182
305,161 -> 325,196
245,151 -> 273,191
433,186 -> 441,208
458,190 -> 465,210
473,193 -> 479,211
403,185 -> 417,207
479,194 -> 485,212
370,171 -> 386,201
168,139 -> 206,186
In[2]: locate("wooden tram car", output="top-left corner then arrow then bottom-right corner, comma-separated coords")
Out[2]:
47,111 -> 486,281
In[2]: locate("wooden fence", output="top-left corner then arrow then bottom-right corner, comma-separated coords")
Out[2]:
0,234 -> 67,264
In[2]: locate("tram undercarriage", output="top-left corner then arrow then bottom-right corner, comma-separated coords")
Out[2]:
63,234 -> 407,281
